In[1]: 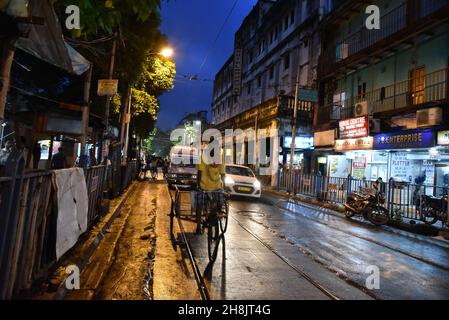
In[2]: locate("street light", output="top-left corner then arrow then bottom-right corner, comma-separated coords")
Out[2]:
160,47 -> 173,58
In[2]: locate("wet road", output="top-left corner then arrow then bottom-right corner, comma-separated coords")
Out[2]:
181,192 -> 449,300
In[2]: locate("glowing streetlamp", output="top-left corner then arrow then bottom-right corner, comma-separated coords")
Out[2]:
160,47 -> 174,58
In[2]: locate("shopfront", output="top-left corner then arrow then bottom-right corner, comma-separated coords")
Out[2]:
325,116 -> 383,180
280,135 -> 314,170
436,130 -> 449,188
313,129 -> 336,175
372,129 -> 449,191
329,136 -> 381,180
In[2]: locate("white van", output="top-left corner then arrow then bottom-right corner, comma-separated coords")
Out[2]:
167,146 -> 198,190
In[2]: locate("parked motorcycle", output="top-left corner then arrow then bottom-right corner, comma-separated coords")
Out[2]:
419,195 -> 448,226
344,190 -> 390,226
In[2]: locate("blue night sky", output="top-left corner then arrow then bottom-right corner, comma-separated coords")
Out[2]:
157,0 -> 258,130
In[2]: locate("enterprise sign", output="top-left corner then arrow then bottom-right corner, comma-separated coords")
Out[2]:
374,129 -> 435,150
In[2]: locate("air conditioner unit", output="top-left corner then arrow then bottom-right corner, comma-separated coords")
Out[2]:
416,107 -> 442,128
354,101 -> 370,117
369,118 -> 381,133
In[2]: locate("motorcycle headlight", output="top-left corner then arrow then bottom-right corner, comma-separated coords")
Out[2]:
254,180 -> 261,189
225,176 -> 235,185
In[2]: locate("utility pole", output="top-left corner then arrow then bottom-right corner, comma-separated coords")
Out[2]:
104,33 -> 117,127
288,62 -> 301,194
102,33 -> 117,163
0,47 -> 15,122
123,88 -> 132,162
119,85 -> 131,163
80,66 -> 93,168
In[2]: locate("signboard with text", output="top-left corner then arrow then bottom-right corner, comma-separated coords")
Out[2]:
335,137 -> 373,151
374,129 -> 435,150
438,130 -> 449,145
233,48 -> 243,96
339,116 -> 369,139
314,130 -> 335,147
299,89 -> 318,103
283,136 -> 314,149
97,79 -> 118,96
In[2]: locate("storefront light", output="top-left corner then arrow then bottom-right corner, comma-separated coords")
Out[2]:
318,157 -> 327,164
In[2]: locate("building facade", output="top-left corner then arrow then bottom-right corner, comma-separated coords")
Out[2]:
212,0 -> 332,183
314,0 -> 449,191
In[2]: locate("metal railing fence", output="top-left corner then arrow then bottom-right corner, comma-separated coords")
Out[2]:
277,169 -> 449,225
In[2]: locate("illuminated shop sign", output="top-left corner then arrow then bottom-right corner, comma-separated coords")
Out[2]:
374,129 -> 435,150
438,130 -> 449,146
283,136 -> 314,149
339,116 -> 369,139
335,136 -> 373,151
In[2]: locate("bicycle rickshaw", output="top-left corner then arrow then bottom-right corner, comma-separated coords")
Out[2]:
169,185 -> 229,262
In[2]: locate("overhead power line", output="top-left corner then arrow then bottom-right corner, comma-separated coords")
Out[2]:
198,0 -> 240,72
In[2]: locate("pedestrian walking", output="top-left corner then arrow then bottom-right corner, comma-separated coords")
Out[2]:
51,147 -> 67,170
32,142 -> 41,169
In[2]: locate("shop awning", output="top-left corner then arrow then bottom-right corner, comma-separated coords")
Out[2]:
14,0 -> 90,75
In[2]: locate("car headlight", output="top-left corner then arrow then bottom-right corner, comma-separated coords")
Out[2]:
254,180 -> 261,188
191,175 -> 197,179
169,174 -> 177,178
225,176 -> 235,185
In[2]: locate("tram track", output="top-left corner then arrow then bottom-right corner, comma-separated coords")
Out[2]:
175,215 -> 211,300
228,214 -> 342,300
175,206 -> 347,300
269,198 -> 449,272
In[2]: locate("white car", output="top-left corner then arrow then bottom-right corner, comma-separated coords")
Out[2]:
224,165 -> 261,198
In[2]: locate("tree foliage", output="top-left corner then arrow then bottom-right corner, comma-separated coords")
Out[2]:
142,128 -> 173,158
56,0 -> 162,37
54,0 -> 175,140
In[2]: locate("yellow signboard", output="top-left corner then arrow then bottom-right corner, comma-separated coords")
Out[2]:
97,79 -> 118,96
335,136 -> 373,151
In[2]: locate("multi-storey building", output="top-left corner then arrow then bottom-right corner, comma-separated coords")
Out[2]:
314,0 -> 449,189
212,0 -> 331,184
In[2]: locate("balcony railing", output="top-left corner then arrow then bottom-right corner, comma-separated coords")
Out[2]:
334,3 -> 407,63
319,1 -> 449,78
421,0 -> 449,17
329,67 -> 448,120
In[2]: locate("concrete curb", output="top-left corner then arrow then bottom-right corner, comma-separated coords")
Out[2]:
52,182 -> 139,300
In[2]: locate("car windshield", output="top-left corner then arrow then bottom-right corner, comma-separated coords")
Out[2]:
170,157 -> 197,168
226,166 -> 254,177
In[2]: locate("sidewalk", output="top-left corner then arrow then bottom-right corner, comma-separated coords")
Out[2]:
33,180 -> 201,300
263,187 -> 449,241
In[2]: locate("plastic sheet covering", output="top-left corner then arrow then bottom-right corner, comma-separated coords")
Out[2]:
53,168 -> 88,260
65,42 -> 90,75
14,0 -> 90,75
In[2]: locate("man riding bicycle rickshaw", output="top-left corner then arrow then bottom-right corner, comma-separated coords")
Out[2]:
195,144 -> 227,235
